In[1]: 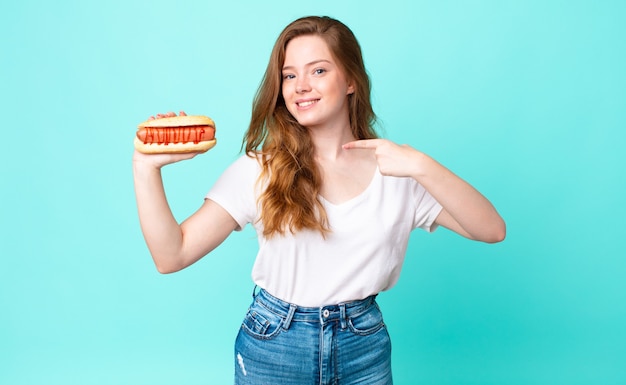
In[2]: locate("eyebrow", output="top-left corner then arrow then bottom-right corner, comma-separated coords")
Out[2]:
282,59 -> 332,71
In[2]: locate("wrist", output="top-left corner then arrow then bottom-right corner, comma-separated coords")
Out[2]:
408,149 -> 431,181
133,154 -> 164,178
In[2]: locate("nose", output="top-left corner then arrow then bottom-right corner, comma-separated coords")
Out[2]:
296,76 -> 310,94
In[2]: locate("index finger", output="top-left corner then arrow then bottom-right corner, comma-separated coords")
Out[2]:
342,139 -> 381,150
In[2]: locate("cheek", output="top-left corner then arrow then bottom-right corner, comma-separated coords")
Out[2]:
281,84 -> 294,102
322,80 -> 344,97
281,91 -> 296,115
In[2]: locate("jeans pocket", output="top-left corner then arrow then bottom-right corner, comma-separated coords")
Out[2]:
347,303 -> 386,336
240,303 -> 284,340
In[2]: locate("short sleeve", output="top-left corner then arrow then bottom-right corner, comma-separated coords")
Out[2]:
205,155 -> 261,231
412,183 -> 443,232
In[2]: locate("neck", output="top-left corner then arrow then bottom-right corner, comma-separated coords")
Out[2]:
308,123 -> 355,161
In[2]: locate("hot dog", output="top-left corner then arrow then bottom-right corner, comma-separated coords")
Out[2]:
134,115 -> 217,154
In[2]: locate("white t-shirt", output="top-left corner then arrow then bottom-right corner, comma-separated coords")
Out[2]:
206,154 -> 442,307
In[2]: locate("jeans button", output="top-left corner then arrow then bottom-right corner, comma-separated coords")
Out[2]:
322,309 -> 330,318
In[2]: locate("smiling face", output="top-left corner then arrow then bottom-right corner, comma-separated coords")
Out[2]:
281,35 -> 355,131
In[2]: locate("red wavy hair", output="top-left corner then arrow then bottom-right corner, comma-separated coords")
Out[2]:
243,16 -> 378,237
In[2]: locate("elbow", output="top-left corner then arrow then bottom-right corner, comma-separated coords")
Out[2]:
155,265 -> 179,274
485,231 -> 506,244
484,220 -> 506,244
153,258 -> 184,274
468,218 -> 506,244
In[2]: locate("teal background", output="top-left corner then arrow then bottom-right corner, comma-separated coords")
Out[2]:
1,0 -> 625,384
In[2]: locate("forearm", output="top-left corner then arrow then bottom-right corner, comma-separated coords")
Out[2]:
411,151 -> 506,243
133,163 -> 186,271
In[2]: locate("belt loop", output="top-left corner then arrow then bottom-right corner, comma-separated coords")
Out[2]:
282,304 -> 297,331
339,304 -> 347,330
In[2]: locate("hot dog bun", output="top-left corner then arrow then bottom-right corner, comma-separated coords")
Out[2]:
134,115 -> 217,154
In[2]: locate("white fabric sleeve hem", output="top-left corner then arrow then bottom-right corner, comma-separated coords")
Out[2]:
203,196 -> 248,232
424,203 -> 443,233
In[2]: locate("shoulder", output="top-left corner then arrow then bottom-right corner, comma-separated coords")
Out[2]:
206,153 -> 264,228
378,171 -> 419,191
224,152 -> 263,175
210,153 -> 264,192
379,173 -> 436,206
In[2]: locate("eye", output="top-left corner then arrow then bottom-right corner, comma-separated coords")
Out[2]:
283,73 -> 295,80
314,68 -> 326,75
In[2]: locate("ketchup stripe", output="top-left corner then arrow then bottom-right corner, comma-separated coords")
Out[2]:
141,126 -> 211,145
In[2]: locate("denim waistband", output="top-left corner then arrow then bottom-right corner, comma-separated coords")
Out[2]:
253,288 -> 378,329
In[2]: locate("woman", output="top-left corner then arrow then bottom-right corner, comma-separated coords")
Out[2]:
133,16 -> 505,384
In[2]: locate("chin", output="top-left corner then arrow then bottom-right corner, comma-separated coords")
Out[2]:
292,115 -> 318,128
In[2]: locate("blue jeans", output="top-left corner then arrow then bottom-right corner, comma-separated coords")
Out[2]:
234,288 -> 393,384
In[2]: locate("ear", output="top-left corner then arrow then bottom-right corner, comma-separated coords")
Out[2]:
347,82 -> 355,95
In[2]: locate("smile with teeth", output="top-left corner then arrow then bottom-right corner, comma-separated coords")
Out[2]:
297,99 -> 319,108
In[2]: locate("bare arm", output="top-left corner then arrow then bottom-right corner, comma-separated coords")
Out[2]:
412,151 -> 505,243
132,112 -> 237,273
343,139 -> 505,243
